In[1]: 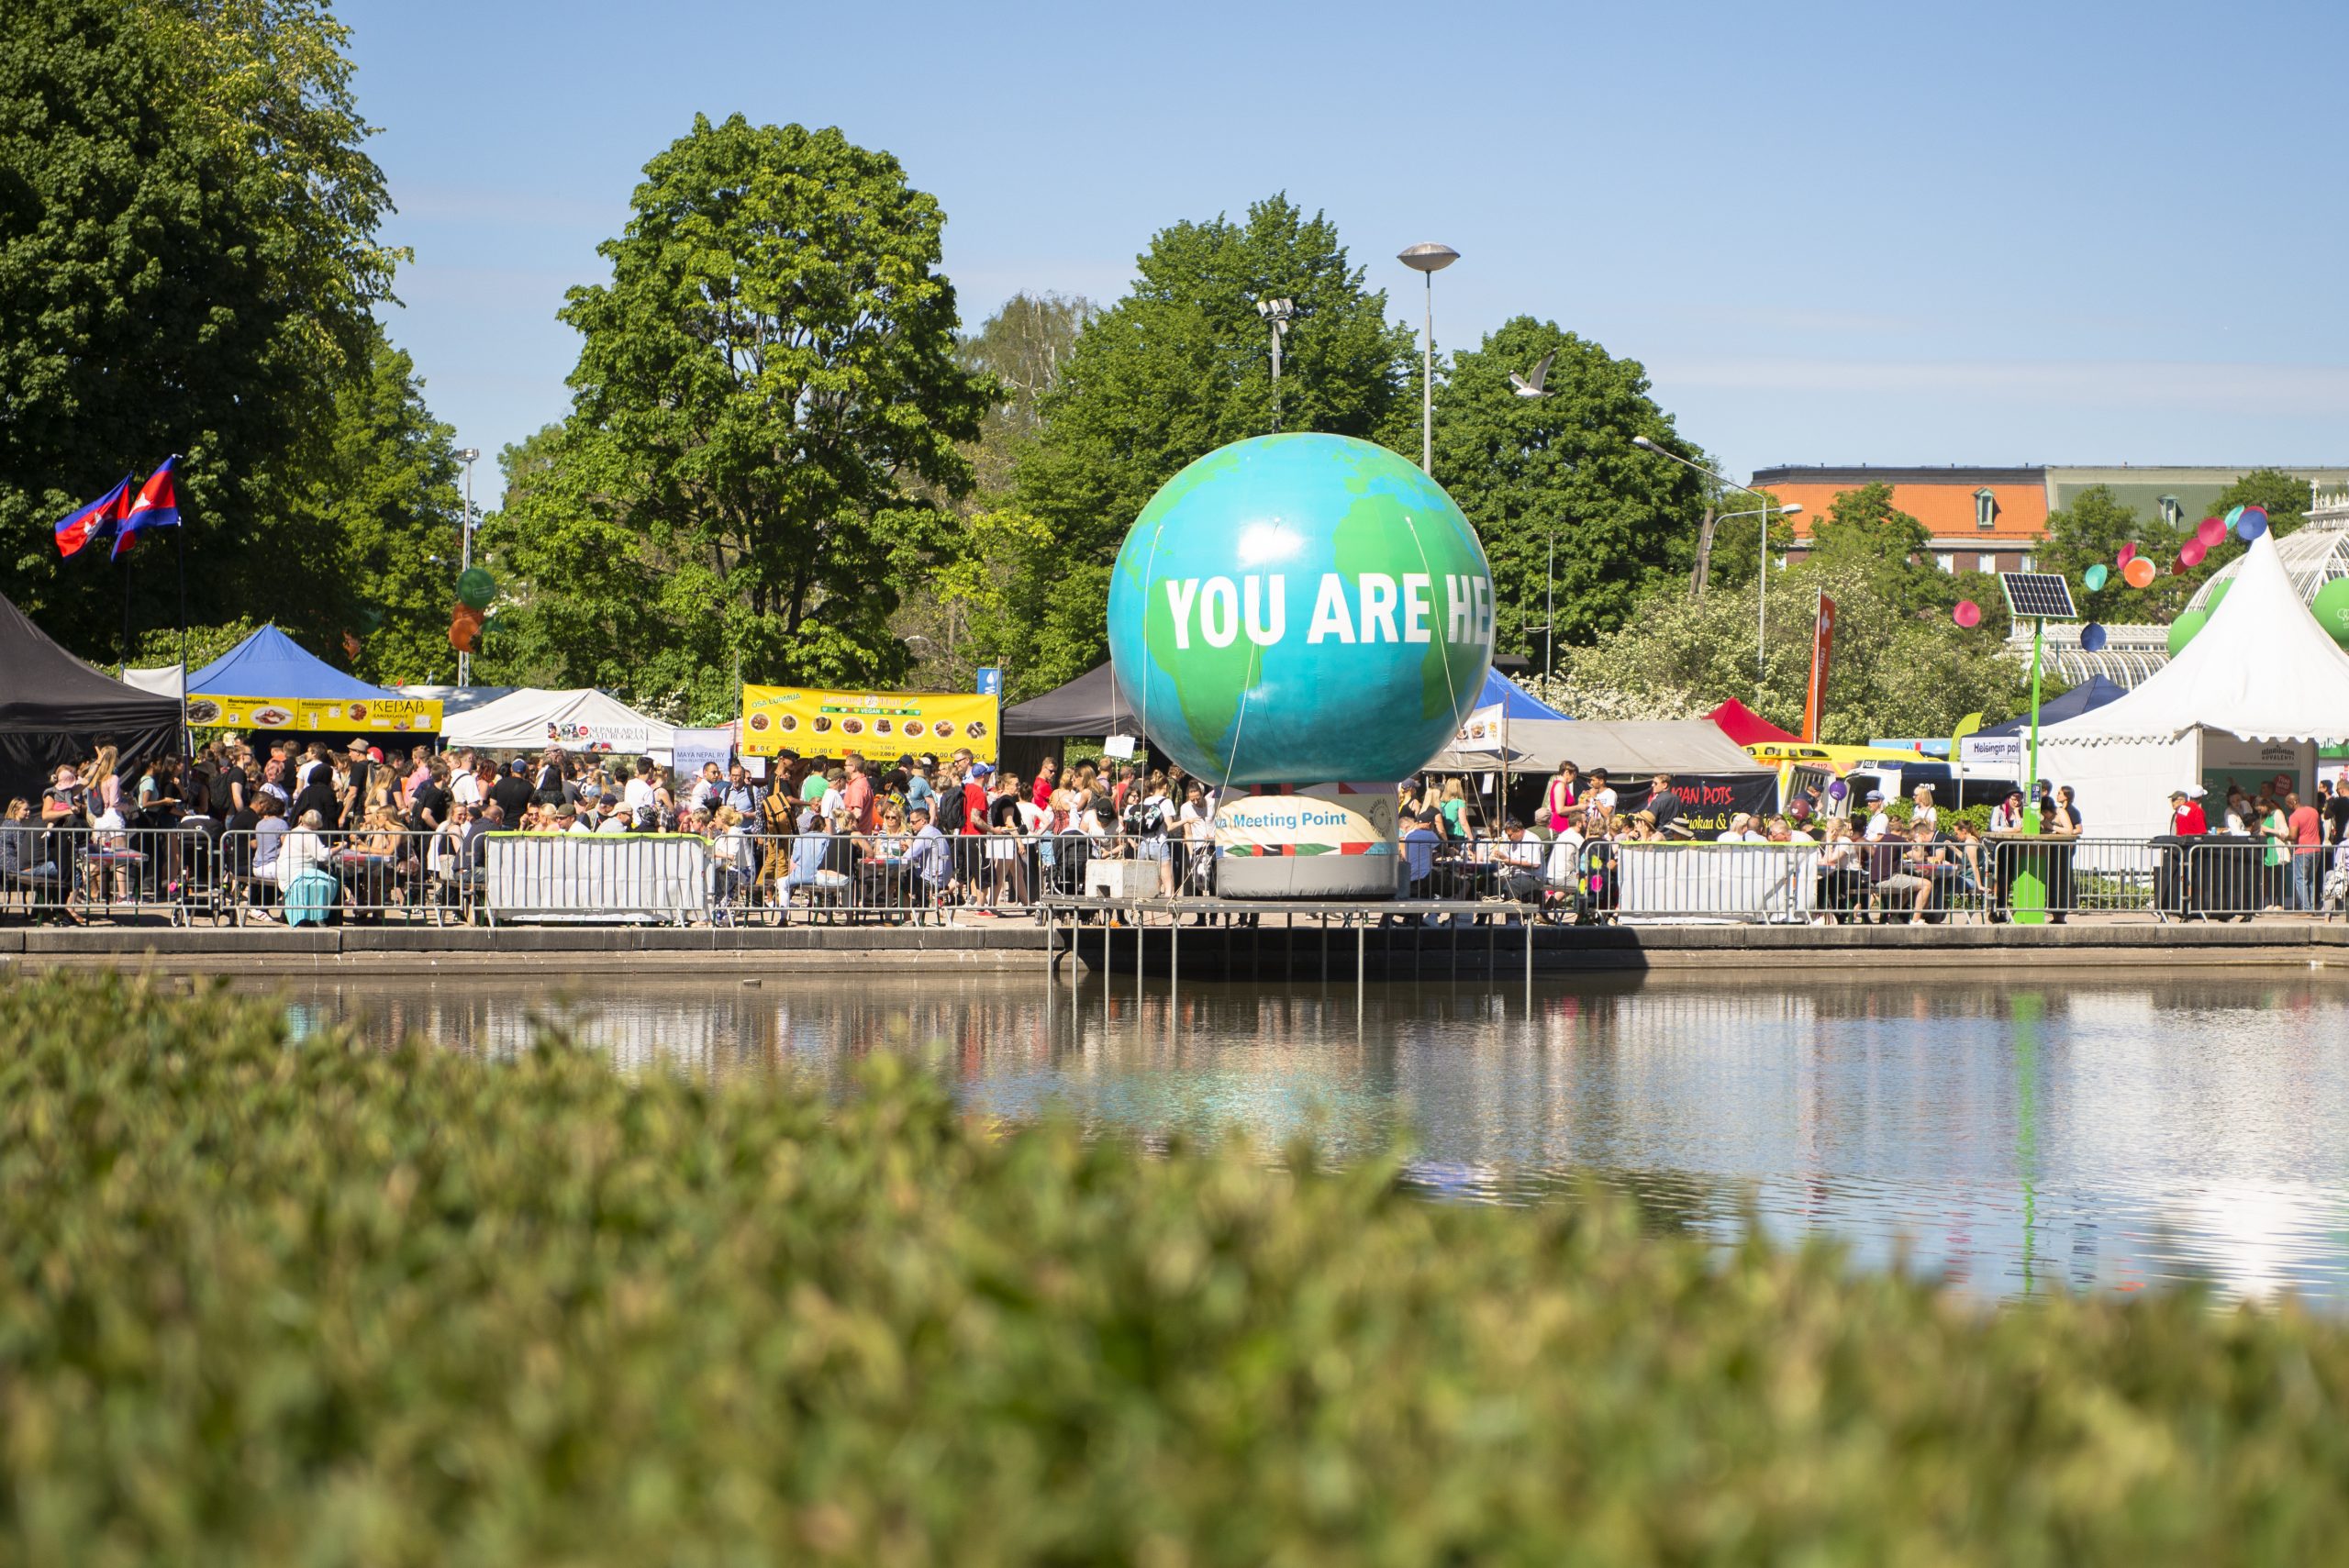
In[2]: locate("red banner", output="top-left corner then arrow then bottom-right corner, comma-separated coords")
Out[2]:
1802,593 -> 1836,742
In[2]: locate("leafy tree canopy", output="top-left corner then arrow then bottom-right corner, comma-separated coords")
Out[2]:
1562,556 -> 2037,744
1431,317 -> 1705,663
500,115 -> 994,719
0,0 -> 399,656
1002,195 -> 1416,695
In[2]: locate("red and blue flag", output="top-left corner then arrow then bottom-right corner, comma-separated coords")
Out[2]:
53,476 -> 133,558
111,455 -> 183,562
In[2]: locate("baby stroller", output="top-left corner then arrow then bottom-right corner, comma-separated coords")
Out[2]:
1042,828 -> 1092,903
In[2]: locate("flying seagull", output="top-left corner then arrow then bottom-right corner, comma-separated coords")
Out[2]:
1509,350 -> 1556,398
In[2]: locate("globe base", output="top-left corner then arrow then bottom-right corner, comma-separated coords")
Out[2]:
1209,784 -> 1397,902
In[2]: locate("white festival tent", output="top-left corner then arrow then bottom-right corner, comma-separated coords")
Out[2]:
2035,528 -> 2349,843
418,687 -> 679,761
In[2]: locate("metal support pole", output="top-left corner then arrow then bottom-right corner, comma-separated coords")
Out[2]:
458,450 -> 476,689
1421,271 -> 1434,473
1757,507 -> 1769,694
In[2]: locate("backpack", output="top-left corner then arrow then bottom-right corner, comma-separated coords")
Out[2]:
931,780 -> 965,833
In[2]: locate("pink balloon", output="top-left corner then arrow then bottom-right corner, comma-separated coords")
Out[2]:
2179,539 -> 2207,566
2197,517 -> 2224,548
1954,599 -> 1982,628
2118,541 -> 2136,566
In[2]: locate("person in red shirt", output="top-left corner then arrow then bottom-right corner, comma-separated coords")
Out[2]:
2287,789 -> 2324,910
1031,755 -> 1058,812
2168,787 -> 2208,837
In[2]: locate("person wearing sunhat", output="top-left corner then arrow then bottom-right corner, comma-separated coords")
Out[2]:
1861,789 -> 1893,842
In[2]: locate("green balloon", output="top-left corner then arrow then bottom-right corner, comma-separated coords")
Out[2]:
2082,562 -> 2109,592
2166,609 -> 2207,656
457,566 -> 496,610
2205,579 -> 2232,616
2312,577 -> 2349,648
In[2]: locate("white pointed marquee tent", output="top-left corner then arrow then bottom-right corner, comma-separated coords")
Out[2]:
434,687 -> 678,760
2037,528 -> 2349,841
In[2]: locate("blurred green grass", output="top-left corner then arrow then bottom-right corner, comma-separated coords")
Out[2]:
2,971 -> 2344,1566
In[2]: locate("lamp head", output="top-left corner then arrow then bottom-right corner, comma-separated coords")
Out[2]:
1397,243 -> 1459,273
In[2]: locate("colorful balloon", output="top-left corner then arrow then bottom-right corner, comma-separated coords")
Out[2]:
2118,542 -> 2136,566
2079,622 -> 2109,653
2196,517 -> 2225,548
2226,505 -> 2245,532
2123,556 -> 2157,589
2178,539 -> 2206,567
1953,599 -> 1982,628
2166,609 -> 2207,656
2206,580 -> 2232,616
2312,578 -> 2349,649
2237,506 -> 2268,541
2082,563 -> 2110,592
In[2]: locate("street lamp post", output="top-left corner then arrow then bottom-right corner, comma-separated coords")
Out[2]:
454,446 -> 480,688
1397,243 -> 1458,473
1631,436 -> 1795,698
1255,296 -> 1296,430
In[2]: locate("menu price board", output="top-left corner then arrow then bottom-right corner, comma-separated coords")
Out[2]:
185,695 -> 443,734
740,685 -> 997,762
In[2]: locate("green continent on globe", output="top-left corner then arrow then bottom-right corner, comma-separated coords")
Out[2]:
1107,433 -> 1493,784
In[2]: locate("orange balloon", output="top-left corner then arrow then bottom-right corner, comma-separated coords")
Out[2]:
2123,556 -> 2157,589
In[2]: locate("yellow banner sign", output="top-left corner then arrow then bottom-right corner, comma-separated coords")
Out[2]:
740,685 -> 997,761
185,695 -> 443,735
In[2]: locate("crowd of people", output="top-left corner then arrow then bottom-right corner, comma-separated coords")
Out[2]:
7,735 -> 2349,925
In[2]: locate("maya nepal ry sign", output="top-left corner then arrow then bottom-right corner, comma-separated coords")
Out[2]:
740,686 -> 997,762
184,695 -> 442,734
1108,433 -> 1494,786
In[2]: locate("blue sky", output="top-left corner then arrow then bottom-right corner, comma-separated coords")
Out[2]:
347,0 -> 2349,503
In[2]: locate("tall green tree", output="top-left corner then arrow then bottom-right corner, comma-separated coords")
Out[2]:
1430,317 -> 1706,663
1003,195 -> 1416,695
508,115 -> 994,718
303,331 -> 465,685
2038,485 -> 2167,623
1562,557 -> 2036,743
0,0 -> 399,655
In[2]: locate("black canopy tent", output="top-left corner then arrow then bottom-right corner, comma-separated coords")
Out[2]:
0,591 -> 181,803
999,663 -> 1150,781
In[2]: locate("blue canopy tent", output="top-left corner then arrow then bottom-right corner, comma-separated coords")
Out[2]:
1474,669 -> 1571,721
186,626 -> 440,736
1977,674 -> 2126,738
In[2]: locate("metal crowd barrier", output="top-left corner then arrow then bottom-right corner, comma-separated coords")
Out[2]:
0,822 -> 217,925
1591,836 -> 2344,925
14,821 -> 2337,929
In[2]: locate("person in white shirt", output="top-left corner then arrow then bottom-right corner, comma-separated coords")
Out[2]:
1542,818 -> 1586,886
1585,768 -> 1619,816
1862,791 -> 1893,841
1485,816 -> 1544,906
1717,813 -> 1767,843
1909,784 -> 1939,836
276,810 -> 331,893
1988,789 -> 2024,834
622,764 -> 655,817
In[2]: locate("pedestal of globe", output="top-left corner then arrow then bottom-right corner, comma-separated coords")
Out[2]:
1212,784 -> 1397,899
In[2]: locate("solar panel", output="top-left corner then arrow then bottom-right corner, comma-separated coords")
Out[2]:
1998,573 -> 2077,621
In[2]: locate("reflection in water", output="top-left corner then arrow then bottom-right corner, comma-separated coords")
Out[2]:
250,969 -> 2349,1307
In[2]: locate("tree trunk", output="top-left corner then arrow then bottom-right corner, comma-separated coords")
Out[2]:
1690,506 -> 1719,596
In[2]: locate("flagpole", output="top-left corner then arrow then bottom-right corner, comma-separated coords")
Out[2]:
175,523 -> 189,745
120,552 -> 132,671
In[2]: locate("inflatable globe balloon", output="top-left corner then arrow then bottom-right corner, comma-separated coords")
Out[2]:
2313,578 -> 2349,649
2082,562 -> 2110,593
2080,622 -> 2109,653
2166,609 -> 2206,656
2237,505 -> 2268,541
1107,433 -> 1492,786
